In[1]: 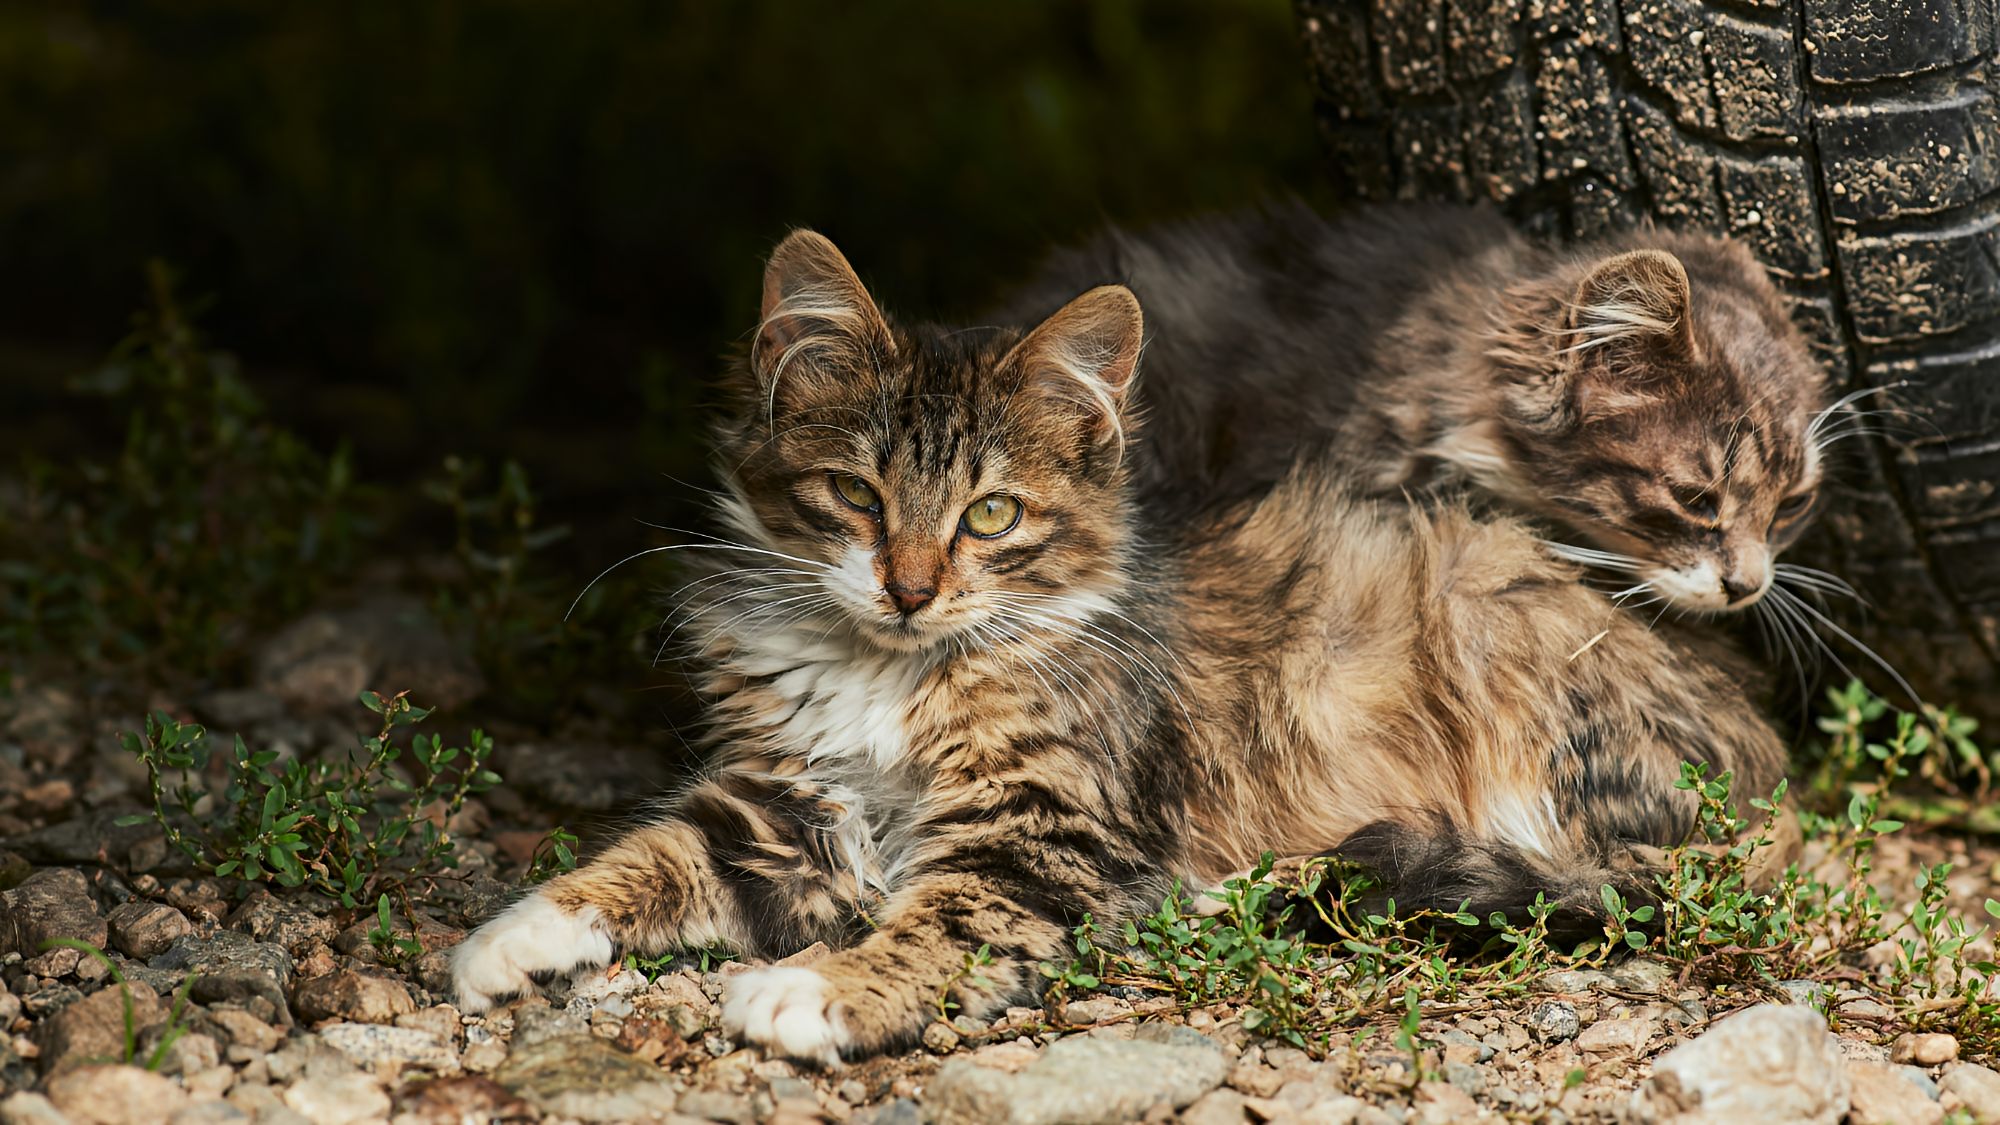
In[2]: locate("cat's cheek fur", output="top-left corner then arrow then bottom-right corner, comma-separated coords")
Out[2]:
722,966 -> 853,1068
450,894 -> 612,1013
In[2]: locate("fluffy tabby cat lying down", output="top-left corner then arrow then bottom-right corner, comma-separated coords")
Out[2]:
451,231 -> 1789,1066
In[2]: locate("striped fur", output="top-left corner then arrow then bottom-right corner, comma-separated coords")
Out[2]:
452,231 -> 1789,1064
995,202 -> 1830,615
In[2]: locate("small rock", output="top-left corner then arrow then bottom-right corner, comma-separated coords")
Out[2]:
461,1039 -> 508,1073
282,1073 -> 390,1125
35,980 -> 164,1073
46,1063 -> 189,1125
411,948 -> 455,996
925,1025 -> 1227,1125
398,1075 -> 534,1124
205,1008 -> 283,1053
562,967 -> 646,1019
1848,1060 -> 1943,1125
165,1101 -> 248,1125
678,1088 -> 755,1123
1944,1062 -> 2000,1122
106,903 -> 191,961
6,869 -> 105,959
318,1022 -> 456,1070
11,813 -> 157,868
611,1014 -> 687,1066
150,932 -> 294,1023
1440,1059 -> 1485,1096
664,1003 -> 707,1041
512,1004 -> 587,1048
191,689 -> 285,730
292,970 -> 415,1025
1841,997 -> 1895,1020
1575,1014 -> 1653,1056
1536,969 -> 1611,994
0,1093 -> 69,1125
1227,1056 -> 1285,1099
1180,1088 -> 1248,1125
184,1065 -> 234,1100
267,1035 -> 362,1084
1296,1094 -> 1366,1124
495,1033 -> 680,1121
1438,1029 -> 1492,1064
1527,1000 -> 1580,1043
256,597 -> 484,712
394,1004 -> 463,1045
968,1042 -> 1042,1073
1060,996 -> 1132,1025
147,1030 -> 220,1077
1627,1004 -> 1848,1125
1414,1081 -> 1479,1124
923,1020 -> 962,1054
1605,958 -> 1674,995
1892,1032 -> 1959,1067
853,1099 -> 921,1125
1901,1064 -> 1941,1100
224,895 -> 335,957
1774,980 -> 1831,1009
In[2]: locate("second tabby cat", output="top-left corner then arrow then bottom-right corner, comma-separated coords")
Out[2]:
452,231 -> 1790,1065
997,202 -> 1833,616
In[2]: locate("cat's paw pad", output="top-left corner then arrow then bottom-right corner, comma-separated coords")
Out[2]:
721,966 -> 853,1068
451,895 -> 611,1013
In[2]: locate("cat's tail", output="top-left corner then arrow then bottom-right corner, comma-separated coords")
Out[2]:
1326,813 -> 1654,936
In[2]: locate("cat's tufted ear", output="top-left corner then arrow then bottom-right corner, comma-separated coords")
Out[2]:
1558,250 -> 1698,420
1562,250 -> 1695,358
753,230 -> 893,389
1001,285 -> 1145,446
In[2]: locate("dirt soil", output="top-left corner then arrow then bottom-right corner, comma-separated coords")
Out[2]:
2,596 -> 1998,1125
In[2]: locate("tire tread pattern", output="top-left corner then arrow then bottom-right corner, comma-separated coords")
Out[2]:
1295,0 -> 2000,709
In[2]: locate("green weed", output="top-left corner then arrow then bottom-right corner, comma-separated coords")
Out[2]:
1039,680 -> 2000,1056
2,263 -> 365,670
118,689 -> 499,908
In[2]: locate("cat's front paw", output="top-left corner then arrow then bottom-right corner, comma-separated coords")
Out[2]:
451,893 -> 612,1013
721,966 -> 854,1068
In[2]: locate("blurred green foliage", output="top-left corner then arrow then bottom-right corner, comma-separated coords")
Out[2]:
1,1 -> 1317,536
0,263 -> 367,668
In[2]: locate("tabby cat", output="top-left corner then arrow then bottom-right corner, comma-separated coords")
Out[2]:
451,231 -> 1788,1065
996,202 -> 1832,616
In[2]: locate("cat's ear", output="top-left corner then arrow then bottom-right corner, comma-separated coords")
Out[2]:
1001,285 -> 1144,445
1559,250 -> 1697,419
1562,249 -> 1695,359
753,230 -> 893,387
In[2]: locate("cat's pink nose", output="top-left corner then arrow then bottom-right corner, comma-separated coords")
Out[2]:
1722,574 -> 1762,604
886,583 -> 935,615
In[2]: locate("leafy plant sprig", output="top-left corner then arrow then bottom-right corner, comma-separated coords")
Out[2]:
119,690 -> 499,907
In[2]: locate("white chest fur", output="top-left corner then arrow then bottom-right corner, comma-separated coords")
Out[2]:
726,623 -> 930,774
720,621 -> 935,892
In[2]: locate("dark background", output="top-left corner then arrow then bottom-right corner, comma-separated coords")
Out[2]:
4,1 -> 1319,557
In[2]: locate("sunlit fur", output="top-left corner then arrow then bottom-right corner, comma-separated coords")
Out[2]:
996,202 -> 1831,615
452,231 -> 1790,1065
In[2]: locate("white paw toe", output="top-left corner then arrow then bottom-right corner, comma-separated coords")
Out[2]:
451,894 -> 611,1013
722,966 -> 851,1068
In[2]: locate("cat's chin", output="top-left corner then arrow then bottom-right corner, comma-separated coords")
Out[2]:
852,613 -> 968,655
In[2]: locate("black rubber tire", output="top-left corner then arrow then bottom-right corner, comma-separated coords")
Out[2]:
1296,0 -> 2000,719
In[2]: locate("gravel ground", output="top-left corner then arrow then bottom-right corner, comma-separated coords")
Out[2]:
4,599 -> 1999,1125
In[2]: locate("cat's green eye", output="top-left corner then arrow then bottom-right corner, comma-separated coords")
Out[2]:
831,473 -> 881,513
961,494 -> 1023,538
1775,489 -> 1816,522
